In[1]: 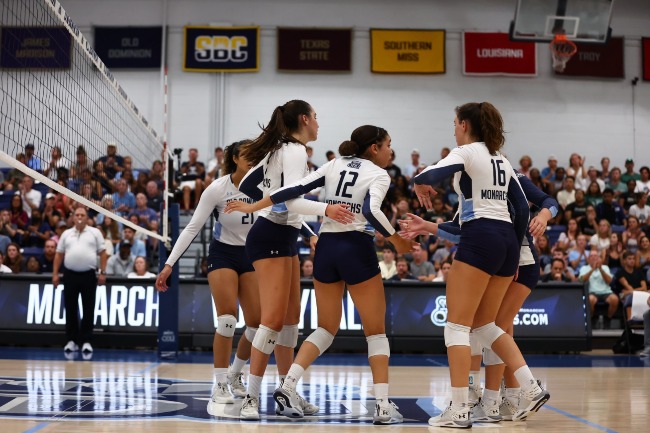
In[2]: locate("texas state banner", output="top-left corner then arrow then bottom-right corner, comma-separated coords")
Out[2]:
370,29 -> 445,74
463,32 -> 537,76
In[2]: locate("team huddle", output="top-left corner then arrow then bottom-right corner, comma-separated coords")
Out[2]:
155,99 -> 553,428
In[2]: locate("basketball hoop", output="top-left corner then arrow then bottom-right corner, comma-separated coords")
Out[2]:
550,33 -> 578,73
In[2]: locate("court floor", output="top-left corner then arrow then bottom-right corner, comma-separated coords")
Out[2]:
0,348 -> 647,433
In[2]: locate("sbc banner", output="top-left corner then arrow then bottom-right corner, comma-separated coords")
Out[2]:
555,36 -> 624,78
641,38 -> 650,81
277,28 -> 351,72
370,29 -> 445,74
184,26 -> 259,72
0,27 -> 71,69
463,32 -> 537,76
94,26 -> 162,68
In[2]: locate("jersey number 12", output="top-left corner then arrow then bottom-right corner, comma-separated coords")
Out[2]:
335,170 -> 359,198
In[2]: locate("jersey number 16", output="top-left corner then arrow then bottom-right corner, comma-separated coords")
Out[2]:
491,159 -> 506,187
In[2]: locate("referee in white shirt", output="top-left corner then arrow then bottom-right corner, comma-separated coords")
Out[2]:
53,207 -> 107,353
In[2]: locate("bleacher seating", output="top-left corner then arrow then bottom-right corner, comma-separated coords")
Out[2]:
546,225 -> 566,247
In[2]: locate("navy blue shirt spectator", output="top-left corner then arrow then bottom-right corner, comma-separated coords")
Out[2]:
596,188 -> 626,227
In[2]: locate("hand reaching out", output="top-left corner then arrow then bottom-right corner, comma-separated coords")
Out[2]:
413,184 -> 437,210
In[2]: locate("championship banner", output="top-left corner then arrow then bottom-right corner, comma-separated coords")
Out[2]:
463,32 -> 536,76
555,36 -> 624,78
641,38 -> 650,81
0,27 -> 71,69
183,26 -> 259,72
94,26 -> 162,68
277,28 -> 351,72
370,29 -> 445,74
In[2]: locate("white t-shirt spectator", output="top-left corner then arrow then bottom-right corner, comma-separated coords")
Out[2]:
634,180 -> 650,194
628,204 -> 650,224
556,189 -> 576,209
0,264 -> 12,273
589,234 -> 610,252
127,271 -> 156,278
379,261 -> 397,280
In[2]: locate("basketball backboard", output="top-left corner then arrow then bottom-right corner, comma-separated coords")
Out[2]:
510,0 -> 615,43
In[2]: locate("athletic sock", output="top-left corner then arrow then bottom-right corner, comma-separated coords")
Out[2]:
451,387 -> 469,409
374,383 -> 389,402
513,366 -> 541,397
214,367 -> 228,384
282,364 -> 304,391
247,374 -> 263,398
469,370 -> 481,389
229,356 -> 247,374
483,388 -> 500,403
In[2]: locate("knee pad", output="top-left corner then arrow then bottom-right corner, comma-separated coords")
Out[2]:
473,322 -> 505,350
216,314 -> 237,338
305,327 -> 335,355
252,325 -> 278,355
366,334 -> 390,358
483,348 -> 503,366
444,322 -> 471,348
276,324 -> 299,348
244,326 -> 257,343
469,331 -> 482,356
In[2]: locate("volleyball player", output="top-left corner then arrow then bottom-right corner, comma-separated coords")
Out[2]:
228,125 -> 416,424
233,100 -> 353,420
410,102 -> 549,428
155,141 -> 260,415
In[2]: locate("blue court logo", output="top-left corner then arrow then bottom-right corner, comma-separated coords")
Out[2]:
430,295 -> 447,327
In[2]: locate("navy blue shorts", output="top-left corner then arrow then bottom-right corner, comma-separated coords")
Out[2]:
313,231 -> 380,285
455,219 -> 519,277
207,239 -> 254,275
515,264 -> 540,290
245,216 -> 299,263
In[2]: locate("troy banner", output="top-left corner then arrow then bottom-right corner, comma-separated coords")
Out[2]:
183,26 -> 259,72
94,26 -> 162,69
463,32 -> 536,76
555,37 -> 624,78
277,28 -> 351,72
370,29 -> 445,74
0,27 -> 71,69
643,38 -> 650,81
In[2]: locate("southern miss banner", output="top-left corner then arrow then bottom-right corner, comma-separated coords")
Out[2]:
370,29 -> 445,74
555,37 -> 624,78
184,26 -> 259,72
94,26 -> 162,68
277,28 -> 351,72
641,38 -> 650,81
463,32 -> 536,76
0,27 -> 71,69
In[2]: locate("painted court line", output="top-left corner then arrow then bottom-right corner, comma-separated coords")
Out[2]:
22,422 -> 49,433
545,404 -> 618,433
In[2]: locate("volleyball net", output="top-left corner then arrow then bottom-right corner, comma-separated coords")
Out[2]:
0,0 -> 169,243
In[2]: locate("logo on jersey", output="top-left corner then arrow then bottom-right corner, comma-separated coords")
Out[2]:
270,250 -> 279,255
347,161 -> 361,169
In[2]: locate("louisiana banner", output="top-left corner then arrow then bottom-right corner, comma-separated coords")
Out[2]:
277,28 -> 351,72
463,32 -> 536,76
370,29 -> 445,74
0,27 -> 71,69
183,26 -> 259,72
643,38 -> 650,81
94,26 -> 162,68
555,36 -> 624,78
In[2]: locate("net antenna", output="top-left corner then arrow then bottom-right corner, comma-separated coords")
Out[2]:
550,31 -> 578,72
0,0 -> 169,244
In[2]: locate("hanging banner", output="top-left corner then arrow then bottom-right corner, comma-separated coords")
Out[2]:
183,26 -> 259,72
370,29 -> 445,74
0,27 -> 71,69
463,32 -> 537,76
277,28 -> 352,72
94,26 -> 162,69
555,37 -> 624,78
641,38 -> 650,81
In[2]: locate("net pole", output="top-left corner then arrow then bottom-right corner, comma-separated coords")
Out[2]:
160,0 -> 171,248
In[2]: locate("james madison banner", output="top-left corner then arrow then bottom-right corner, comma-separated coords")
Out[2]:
370,29 -> 445,74
463,32 -> 536,76
0,27 -> 71,69
555,36 -> 624,78
183,26 -> 259,72
277,28 -> 351,72
643,38 -> 650,81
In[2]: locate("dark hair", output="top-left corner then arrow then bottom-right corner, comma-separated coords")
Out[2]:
339,125 -> 388,157
551,258 -> 565,268
622,250 -> 635,260
602,188 -> 614,196
223,140 -> 252,175
640,166 -> 650,175
455,102 -> 505,155
241,99 -> 313,165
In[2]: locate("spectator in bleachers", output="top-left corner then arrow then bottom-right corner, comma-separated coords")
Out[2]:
3,153 -> 26,191
116,226 -> 146,258
589,219 -> 611,253
596,188 -> 626,227
529,168 -> 549,194
178,148 -> 205,212
569,234 -> 589,273
543,248 -> 576,277
95,194 -> 114,226
9,194 -> 29,232
619,179 -> 638,211
145,181 -> 163,213
127,213 -> 149,243
580,249 -> 616,328
127,256 -> 156,278
79,182 -> 100,208
38,238 -> 57,273
393,175 -> 411,202
131,193 -> 159,230
0,208 -> 20,248
621,158 -> 640,184
305,146 -> 318,173
195,256 -> 208,277
0,250 -> 11,273
42,193 -> 62,229
540,258 -> 574,282
44,146 -> 66,181
96,226 -> 114,261
567,153 -> 588,190
205,147 -> 225,186
606,167 -> 627,198
385,149 -> 402,182
19,176 -> 41,218
623,216 -> 642,254
635,236 -> 650,271
432,239 -> 454,272
599,157 -> 611,181
556,175 -> 576,210
69,145 -> 90,181
373,231 -> 390,256
586,166 -> 605,192
112,178 -> 136,217
585,181 -> 603,207
149,160 -> 165,191
132,172 -> 149,195
556,218 -> 580,251
51,221 -> 68,244
325,150 -> 336,161
24,209 -> 52,248
628,193 -> 650,226
579,205 -> 599,237
634,166 -> 650,194
389,257 -> 416,281
98,142 -> 124,180
106,240 -> 135,276
603,232 -> 624,275
409,243 -> 436,282
403,148 -> 421,181
4,242 -> 25,273
614,251 -> 647,305
425,196 -> 452,222
117,156 -> 140,182
549,166 -> 566,197
518,155 -> 533,178
300,258 -> 314,280
98,214 -> 119,248
536,234 -> 553,271
91,160 -> 112,197
541,154 -> 558,183
24,143 -> 43,173
433,259 -> 452,282
25,256 -> 40,273
379,244 -> 397,280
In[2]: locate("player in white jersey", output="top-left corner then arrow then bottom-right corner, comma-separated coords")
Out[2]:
233,100 -> 352,420
155,141 -> 260,415
227,125 -> 415,424
411,102 -> 549,428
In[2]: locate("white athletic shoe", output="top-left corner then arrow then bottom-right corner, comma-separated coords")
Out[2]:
207,382 -> 234,415
240,395 -> 260,420
297,392 -> 319,415
373,399 -> 403,425
428,402 -> 472,429
470,398 -> 501,423
228,372 -> 247,398
468,385 -> 482,407
63,341 -> 78,352
513,382 -> 550,421
273,386 -> 304,418
81,342 -> 93,353
499,397 -> 518,421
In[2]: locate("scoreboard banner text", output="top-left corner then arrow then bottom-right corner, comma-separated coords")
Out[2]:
0,27 -> 71,69
277,28 -> 351,72
555,37 -> 624,78
463,32 -> 537,76
183,26 -> 259,72
643,38 -> 650,81
94,26 -> 162,69
370,29 -> 445,74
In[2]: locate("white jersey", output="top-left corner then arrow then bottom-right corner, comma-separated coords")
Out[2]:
240,142 -> 309,229
271,157 -> 395,237
166,175 -> 256,266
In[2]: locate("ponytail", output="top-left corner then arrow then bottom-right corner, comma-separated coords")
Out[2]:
223,139 -> 252,175
339,125 -> 388,158
455,102 -> 505,155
